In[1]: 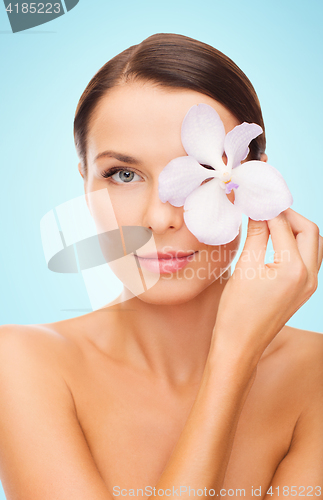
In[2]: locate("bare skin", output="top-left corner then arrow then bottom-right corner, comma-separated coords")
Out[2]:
0,83 -> 322,500
0,307 -> 322,499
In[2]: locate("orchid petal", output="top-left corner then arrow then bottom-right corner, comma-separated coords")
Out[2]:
181,104 -> 225,170
232,161 -> 293,220
183,178 -> 242,245
158,156 -> 214,207
224,122 -> 263,170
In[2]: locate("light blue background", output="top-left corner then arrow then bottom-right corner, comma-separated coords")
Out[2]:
0,0 -> 322,497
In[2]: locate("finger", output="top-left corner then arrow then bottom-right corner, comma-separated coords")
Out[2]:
318,234 -> 323,272
283,208 -> 320,274
239,219 -> 269,267
267,211 -> 301,264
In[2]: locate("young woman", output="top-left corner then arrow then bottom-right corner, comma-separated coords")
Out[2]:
0,34 -> 322,500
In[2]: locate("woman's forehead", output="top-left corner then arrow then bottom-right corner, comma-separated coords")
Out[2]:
87,83 -> 239,166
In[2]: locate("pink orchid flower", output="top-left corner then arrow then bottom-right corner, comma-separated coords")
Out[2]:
158,103 -> 293,245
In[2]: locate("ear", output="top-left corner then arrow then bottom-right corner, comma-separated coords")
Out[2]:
260,153 -> 268,163
78,162 -> 84,178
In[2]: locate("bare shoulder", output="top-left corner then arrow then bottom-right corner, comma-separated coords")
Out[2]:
264,324 -> 323,363
278,324 -> 323,365
0,321 -> 83,419
0,308 -> 116,387
0,319 -> 92,417
261,327 -> 323,487
285,324 -> 323,388
0,321 -> 84,374
0,322 -> 110,500
263,325 -> 323,406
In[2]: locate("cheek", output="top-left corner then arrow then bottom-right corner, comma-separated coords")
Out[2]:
188,234 -> 241,281
107,191 -> 143,227
86,188 -> 120,234
208,241 -> 240,274
87,185 -> 142,231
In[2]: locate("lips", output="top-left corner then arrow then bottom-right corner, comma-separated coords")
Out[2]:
136,251 -> 197,274
139,251 -> 196,259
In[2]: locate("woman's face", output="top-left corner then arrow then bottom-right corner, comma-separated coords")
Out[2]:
80,82 -> 242,305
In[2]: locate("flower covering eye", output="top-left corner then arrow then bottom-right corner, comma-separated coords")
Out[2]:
158,103 -> 293,246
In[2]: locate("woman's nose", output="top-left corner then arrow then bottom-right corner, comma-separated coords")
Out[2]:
142,184 -> 184,235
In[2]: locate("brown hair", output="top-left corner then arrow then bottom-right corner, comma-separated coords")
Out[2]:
74,33 -> 266,177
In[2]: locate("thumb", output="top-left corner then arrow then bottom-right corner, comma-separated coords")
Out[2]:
238,218 -> 269,267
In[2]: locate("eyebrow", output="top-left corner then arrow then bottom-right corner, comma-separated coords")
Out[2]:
94,150 -> 142,165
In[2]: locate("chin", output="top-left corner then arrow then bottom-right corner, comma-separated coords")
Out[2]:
124,266 -> 230,306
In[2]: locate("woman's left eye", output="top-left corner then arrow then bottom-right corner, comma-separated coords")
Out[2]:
102,169 -> 142,184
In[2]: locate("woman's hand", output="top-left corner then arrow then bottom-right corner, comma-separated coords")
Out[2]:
212,208 -> 323,361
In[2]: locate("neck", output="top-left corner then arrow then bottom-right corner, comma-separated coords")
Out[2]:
103,269 -> 231,387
